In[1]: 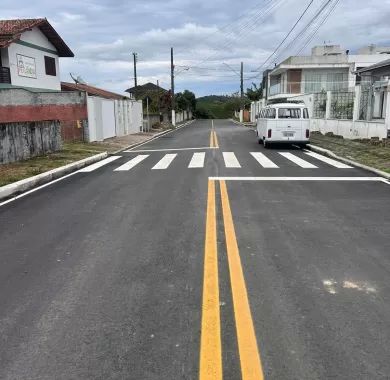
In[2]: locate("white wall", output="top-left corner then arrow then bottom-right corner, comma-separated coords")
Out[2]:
310,119 -> 388,139
87,96 -> 143,142
6,27 -> 60,90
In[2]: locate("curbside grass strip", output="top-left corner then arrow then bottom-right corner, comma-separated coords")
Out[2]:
0,152 -> 108,202
307,144 -> 390,180
0,119 -> 197,203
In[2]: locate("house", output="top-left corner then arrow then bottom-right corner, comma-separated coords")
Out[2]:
266,45 -> 390,102
356,59 -> 390,122
0,18 -> 73,91
125,82 -> 167,100
61,82 -> 127,100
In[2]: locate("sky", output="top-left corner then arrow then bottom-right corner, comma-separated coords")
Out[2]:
2,0 -> 390,97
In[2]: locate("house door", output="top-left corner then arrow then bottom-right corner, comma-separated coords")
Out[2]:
287,70 -> 302,94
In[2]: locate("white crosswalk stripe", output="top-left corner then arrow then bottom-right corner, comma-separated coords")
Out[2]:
188,152 -> 206,168
223,152 -> 241,168
79,156 -> 121,172
278,152 -> 318,168
250,152 -> 279,168
152,154 -> 177,170
114,155 -> 149,171
304,151 -> 353,169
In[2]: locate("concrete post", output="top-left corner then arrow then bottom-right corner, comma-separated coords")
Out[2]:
353,86 -> 361,121
325,91 -> 332,120
384,82 -> 390,136
172,110 -> 176,127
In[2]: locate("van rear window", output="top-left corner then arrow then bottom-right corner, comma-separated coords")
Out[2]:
278,108 -> 301,119
303,108 -> 309,119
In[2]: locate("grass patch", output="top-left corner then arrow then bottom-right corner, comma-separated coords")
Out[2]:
0,142 -> 110,187
310,132 -> 390,174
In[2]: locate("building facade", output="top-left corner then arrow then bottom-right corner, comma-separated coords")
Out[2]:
266,45 -> 390,101
0,18 -> 73,91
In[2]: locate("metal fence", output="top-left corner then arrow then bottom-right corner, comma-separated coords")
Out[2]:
330,91 -> 354,119
313,92 -> 327,118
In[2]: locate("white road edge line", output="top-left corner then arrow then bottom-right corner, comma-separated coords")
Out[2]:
304,151 -> 353,169
279,152 -> 318,169
223,152 -> 241,168
188,152 -> 206,168
125,147 -> 216,153
79,156 -> 121,172
0,171 -> 81,207
114,155 -> 149,171
0,121 -> 196,208
152,154 -> 178,170
208,177 -> 389,183
250,152 -> 279,168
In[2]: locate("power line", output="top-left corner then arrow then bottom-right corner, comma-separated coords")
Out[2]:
295,0 -> 341,55
247,0 -> 333,80
253,0 -> 315,72
177,0 -> 286,74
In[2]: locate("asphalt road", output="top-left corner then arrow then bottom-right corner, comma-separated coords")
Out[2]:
0,119 -> 389,379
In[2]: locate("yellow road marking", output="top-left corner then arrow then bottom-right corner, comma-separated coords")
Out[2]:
219,180 -> 264,380
199,180 -> 222,380
210,131 -> 214,148
213,131 -> 219,148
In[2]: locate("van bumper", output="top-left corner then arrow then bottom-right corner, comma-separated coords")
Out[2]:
265,140 -> 310,144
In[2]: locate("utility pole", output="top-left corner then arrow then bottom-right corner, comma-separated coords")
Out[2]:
157,80 -> 161,122
240,61 -> 244,122
133,52 -> 138,87
171,47 -> 176,127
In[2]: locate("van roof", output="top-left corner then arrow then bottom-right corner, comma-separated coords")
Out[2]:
266,103 -> 305,108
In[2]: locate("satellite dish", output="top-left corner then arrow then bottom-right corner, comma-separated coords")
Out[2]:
70,73 -> 87,85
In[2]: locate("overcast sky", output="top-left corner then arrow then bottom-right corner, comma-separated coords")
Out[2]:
2,0 -> 390,96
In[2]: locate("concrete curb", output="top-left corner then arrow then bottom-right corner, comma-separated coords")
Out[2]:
111,119 -> 196,154
307,144 -> 390,180
0,152 -> 108,202
0,119 -> 196,202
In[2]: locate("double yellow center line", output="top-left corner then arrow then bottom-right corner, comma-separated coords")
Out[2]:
210,120 -> 219,148
200,180 -> 264,380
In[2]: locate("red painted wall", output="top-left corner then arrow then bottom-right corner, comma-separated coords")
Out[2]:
0,104 -> 88,123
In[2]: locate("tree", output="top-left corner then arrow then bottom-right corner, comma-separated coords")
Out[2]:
246,83 -> 263,101
175,90 -> 197,112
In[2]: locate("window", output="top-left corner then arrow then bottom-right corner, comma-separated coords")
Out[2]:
304,71 -> 322,93
44,56 -> 56,76
303,108 -> 309,119
326,72 -> 348,91
278,108 -> 301,119
269,108 -> 276,119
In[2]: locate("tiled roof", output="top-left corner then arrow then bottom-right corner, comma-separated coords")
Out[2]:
0,18 -> 74,57
126,82 -> 168,94
61,82 -> 127,100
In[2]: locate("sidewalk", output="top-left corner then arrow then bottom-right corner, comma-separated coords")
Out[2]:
310,132 -> 390,174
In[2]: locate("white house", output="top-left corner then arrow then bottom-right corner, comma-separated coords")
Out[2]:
0,18 -> 73,91
266,45 -> 390,101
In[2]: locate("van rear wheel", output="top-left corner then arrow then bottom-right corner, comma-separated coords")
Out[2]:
263,139 -> 270,149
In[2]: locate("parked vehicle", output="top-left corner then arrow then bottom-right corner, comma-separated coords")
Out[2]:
256,103 -> 310,148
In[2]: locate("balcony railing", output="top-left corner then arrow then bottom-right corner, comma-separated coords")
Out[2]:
269,82 -> 302,96
0,67 -> 11,84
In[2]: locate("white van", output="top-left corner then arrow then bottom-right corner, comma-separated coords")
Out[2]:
256,103 -> 310,148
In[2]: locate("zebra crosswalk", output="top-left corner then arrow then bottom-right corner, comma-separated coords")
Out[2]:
79,151 -> 355,173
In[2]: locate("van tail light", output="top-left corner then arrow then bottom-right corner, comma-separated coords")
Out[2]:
268,129 -> 272,138
306,129 -> 310,138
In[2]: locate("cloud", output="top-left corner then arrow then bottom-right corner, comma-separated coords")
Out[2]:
2,0 -> 390,96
